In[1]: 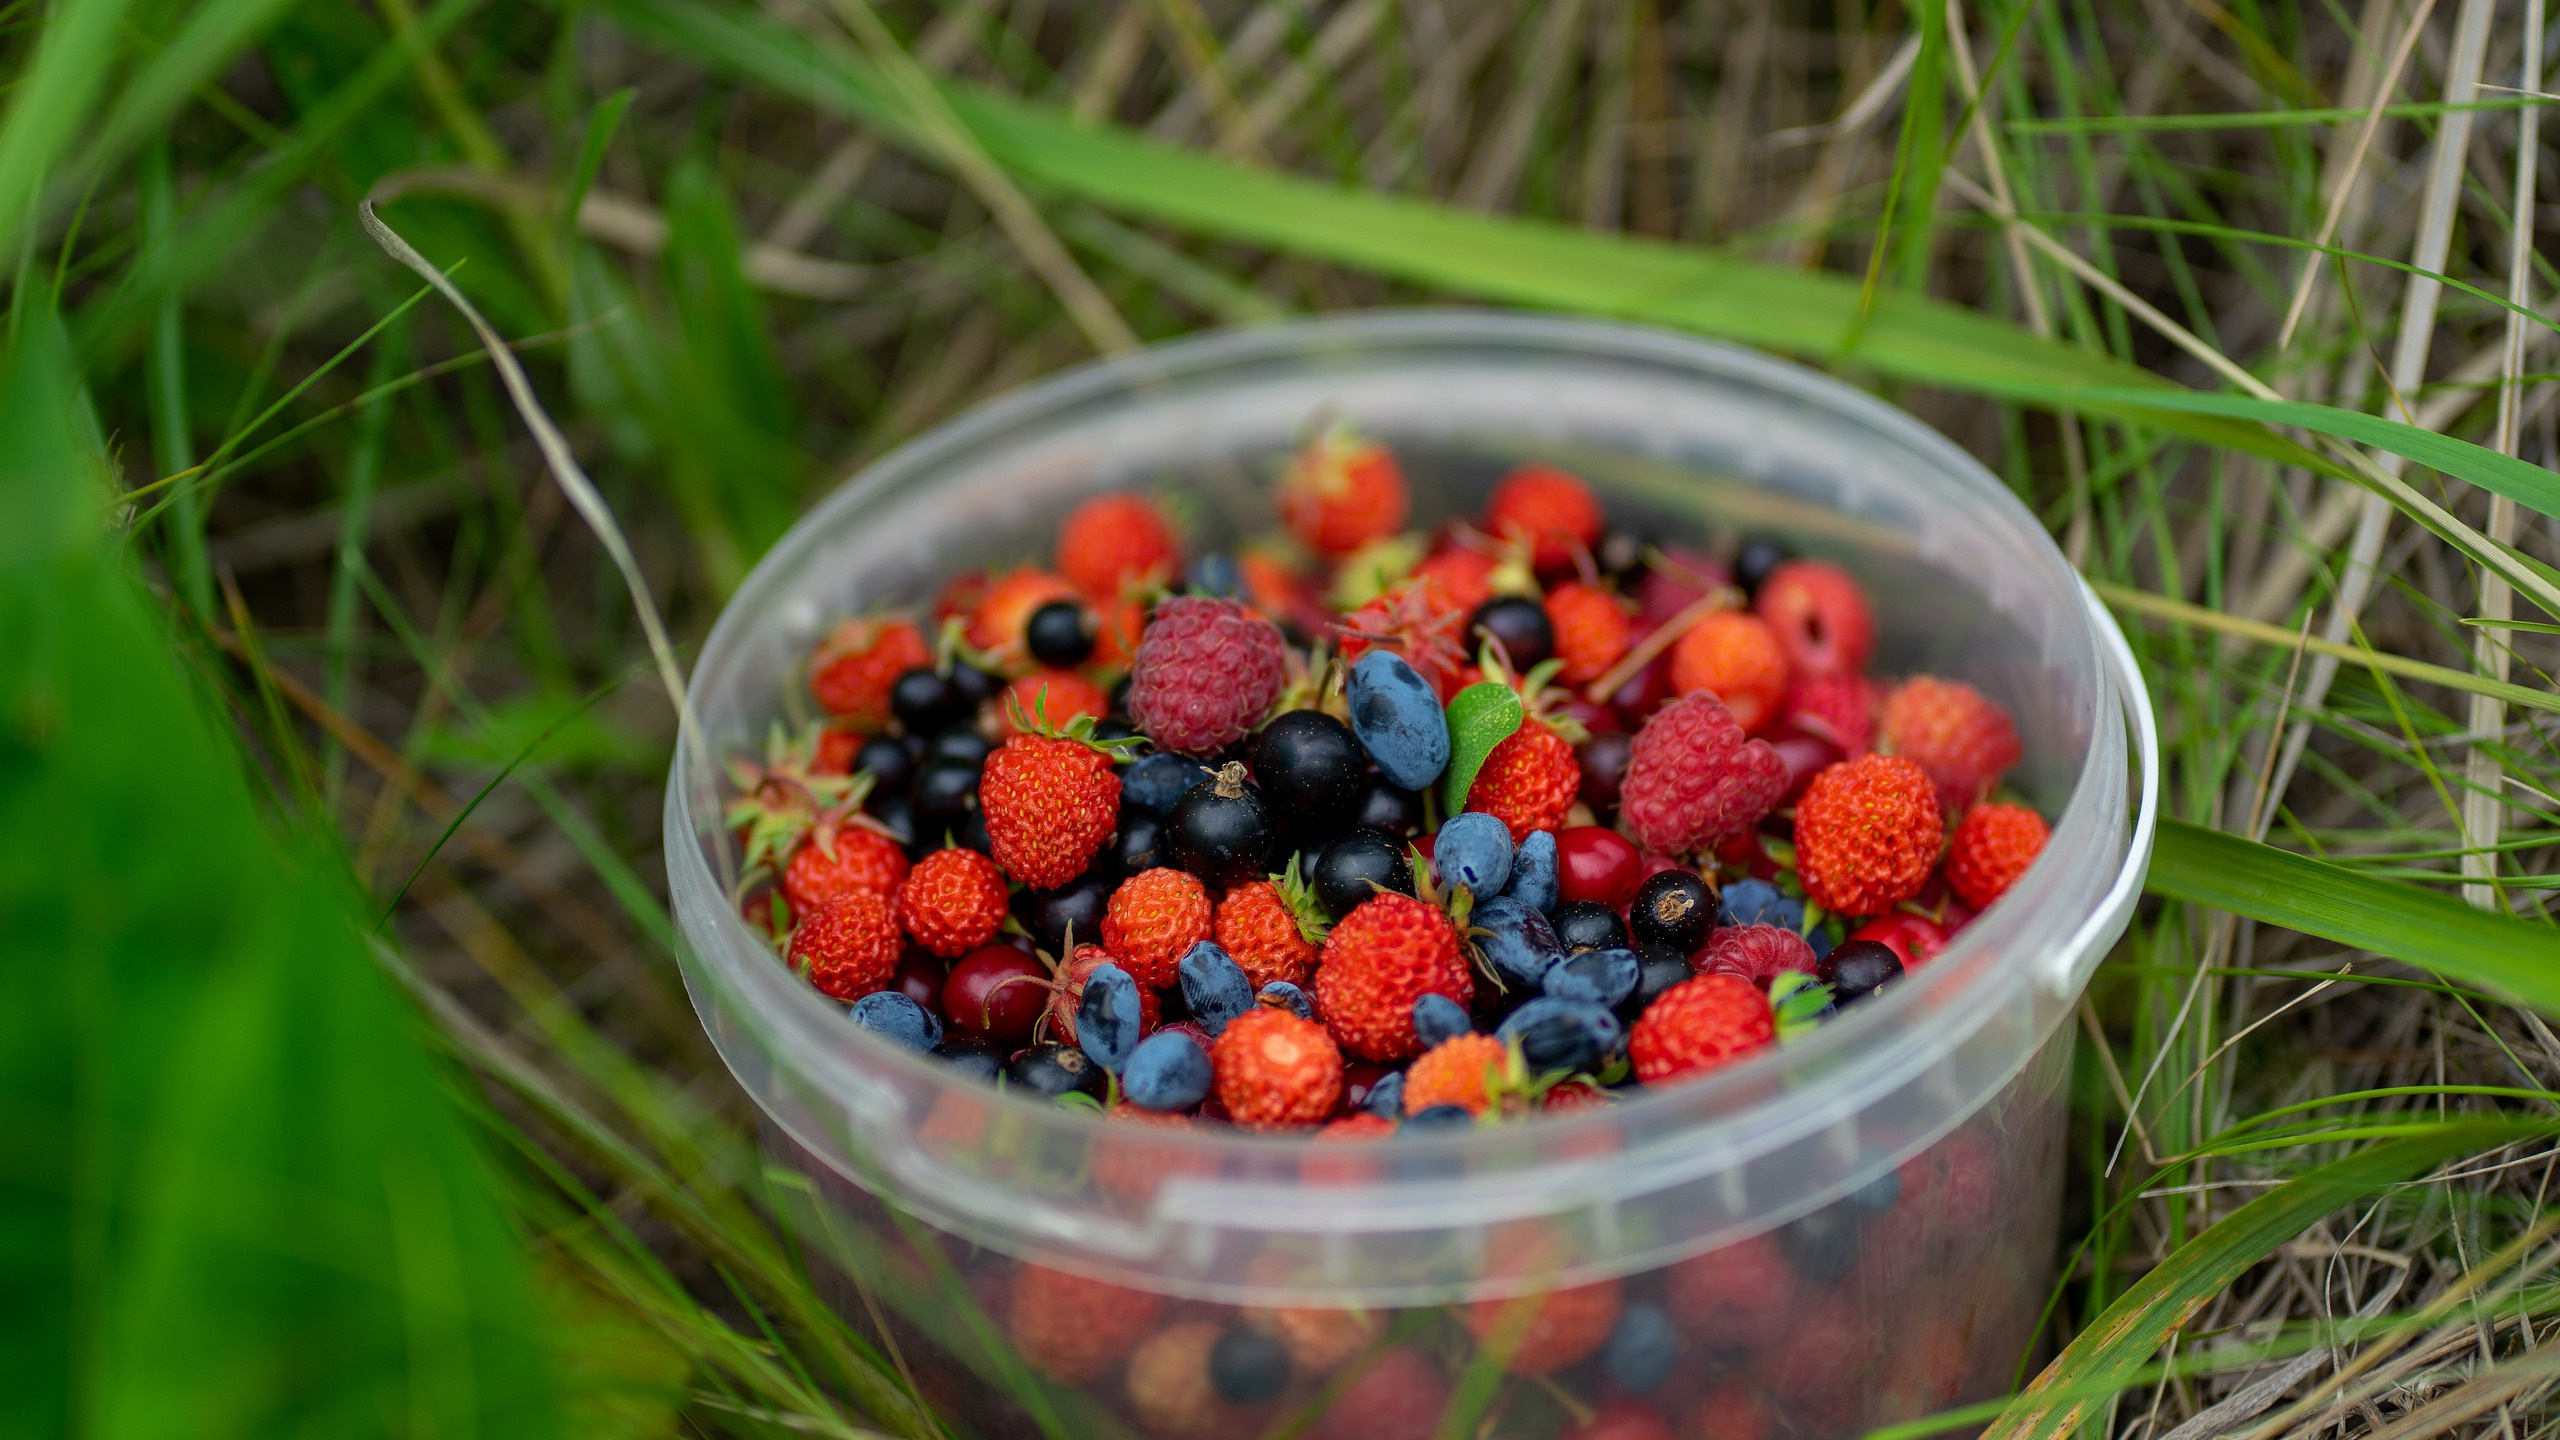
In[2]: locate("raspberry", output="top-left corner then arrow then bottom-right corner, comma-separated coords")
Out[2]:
1313,892 -> 1472,1061
1459,1247 -> 1622,1375
1004,669 -> 1111,731
980,730 -> 1122,889
1058,492 -> 1178,598
1007,1262 -> 1164,1384
808,617 -> 930,730
1545,581 -> 1632,686
1664,1233 -> 1797,1344
1948,802 -> 2049,909
780,825 -> 911,916
1126,1321 -> 1227,1434
895,847 -> 1009,957
1413,546 -> 1498,615
1794,754 -> 1943,917
1483,465 -> 1602,571
1465,717 -> 1580,841
1049,943 -> 1162,1048
1778,673 -> 1877,755
1878,676 -> 2020,807
1667,611 -> 1789,733
1101,866 -> 1214,988
1629,974 -> 1773,1083
1128,596 -> 1288,756
1280,429 -> 1408,556
1213,1006 -> 1343,1129
1403,1033 -> 1511,1116
1752,560 -> 1874,679
968,567 -> 1081,662
1618,693 -> 1788,856
1215,879 -> 1321,989
1696,924 -> 1817,987
1336,580 -> 1468,702
787,890 -> 902,1001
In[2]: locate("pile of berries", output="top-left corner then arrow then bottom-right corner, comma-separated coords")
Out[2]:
727,429 -> 2050,1132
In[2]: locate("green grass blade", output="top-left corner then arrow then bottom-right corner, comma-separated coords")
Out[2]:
0,0 -> 136,259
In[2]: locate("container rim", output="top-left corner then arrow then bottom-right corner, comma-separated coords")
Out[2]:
666,308 -> 2152,1211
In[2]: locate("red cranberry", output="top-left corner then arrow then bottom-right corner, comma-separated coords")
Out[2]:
1556,825 -> 1643,908
892,948 -> 947,1009
1577,731 -> 1634,811
1848,913 -> 1951,971
942,943 -> 1049,1044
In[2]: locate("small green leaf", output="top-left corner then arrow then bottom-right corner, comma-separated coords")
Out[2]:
1770,972 -> 1835,1042
1440,682 -> 1523,815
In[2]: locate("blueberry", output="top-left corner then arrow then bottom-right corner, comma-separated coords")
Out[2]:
1471,895 -> 1564,989
1850,1167 -> 1903,1215
910,758 -> 982,829
1778,1203 -> 1862,1284
929,728 -> 992,771
1362,1069 -> 1406,1117
1628,945 -> 1691,1019
1257,981 -> 1313,1021
1026,599 -> 1096,668
1209,1327 -> 1292,1404
1496,997 -> 1622,1074
1076,963 -> 1145,1072
1818,940 -> 1903,1007
1603,1302 -> 1679,1394
1345,650 -> 1451,791
1311,828 -> 1414,919
1112,810 -> 1169,877
1468,595 -> 1554,671
1124,752 -> 1213,815
1552,901 -> 1629,953
1545,947 -> 1640,1009
1179,940 -> 1256,1037
1252,710 -> 1366,839
1401,1104 -> 1474,1132
1504,829 -> 1558,913
1735,537 -> 1791,598
1432,812 -> 1515,895
1412,993 -> 1474,1048
1121,1030 -> 1213,1111
1169,762 -> 1275,886
1630,870 -> 1716,954
854,734 -> 915,797
890,666 -> 961,733
934,1037 -> 1003,1082
850,990 -> 943,1052
1006,1042 -> 1104,1099
1351,778 -> 1424,836
1719,877 -> 1802,932
1190,551 -> 1244,599
1025,872 -> 1112,955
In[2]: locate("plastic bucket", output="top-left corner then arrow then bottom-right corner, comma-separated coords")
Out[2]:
666,311 -> 2159,1438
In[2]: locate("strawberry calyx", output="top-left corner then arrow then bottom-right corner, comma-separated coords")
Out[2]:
1473,644 -> 1591,746
1326,532 -> 1426,611
1270,852 -> 1332,946
1002,690 -> 1146,758
725,721 -> 871,874
1770,972 -> 1836,1043
933,612 -> 1005,678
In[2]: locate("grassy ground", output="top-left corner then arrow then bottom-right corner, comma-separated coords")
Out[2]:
11,0 -> 2560,1435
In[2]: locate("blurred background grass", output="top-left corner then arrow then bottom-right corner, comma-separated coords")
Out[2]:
8,0 -> 2560,1436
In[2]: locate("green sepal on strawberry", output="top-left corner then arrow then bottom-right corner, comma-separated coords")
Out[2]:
1769,972 -> 1836,1044
725,720 -> 874,875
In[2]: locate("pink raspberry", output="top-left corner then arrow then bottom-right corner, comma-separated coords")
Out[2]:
1695,924 -> 1817,986
1619,693 -> 1788,855
1127,596 -> 1287,756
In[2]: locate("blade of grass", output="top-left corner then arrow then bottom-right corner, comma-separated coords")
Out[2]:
0,0 -> 135,260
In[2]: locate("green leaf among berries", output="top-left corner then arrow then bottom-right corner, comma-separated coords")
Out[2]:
1770,972 -> 1837,1043
1440,681 -> 1525,814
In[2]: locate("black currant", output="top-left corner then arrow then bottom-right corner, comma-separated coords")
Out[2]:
948,662 -> 1001,709
1168,762 -> 1275,886
1310,828 -> 1414,919
1468,595 -> 1555,672
1630,870 -> 1716,954
1026,599 -> 1097,668
890,666 -> 960,733
1595,530 -> 1646,584
1735,538 -> 1790,598
1625,944 -> 1692,1020
1006,1043 -> 1104,1099
909,759 -> 982,829
1351,778 -> 1424,836
854,734 -> 915,797
1250,710 -> 1365,838
1551,900 -> 1629,953
1113,810 -> 1170,877
1209,1328 -> 1292,1404
1577,731 -> 1634,813
1818,940 -> 1904,1007
1025,872 -> 1112,955
929,728 -> 992,771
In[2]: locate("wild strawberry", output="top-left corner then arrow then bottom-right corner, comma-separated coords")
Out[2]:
1279,427 -> 1408,557
1460,1242 -> 1622,1374
1008,1262 -> 1164,1384
1215,876 -> 1322,989
1048,943 -> 1162,1048
1305,1348 -> 1447,1440
1413,545 -> 1498,615
1465,717 -> 1580,842
780,824 -> 911,916
1102,866 -> 1213,988
1314,891 -> 1473,1061
808,617 -> 930,730
1696,924 -> 1817,987
1484,465 -> 1602,571
1542,1077 -> 1610,1113
1948,802 -> 2048,909
1668,611 -> 1788,733
979,714 -> 1124,889
1664,1233 -> 1797,1344
812,725 -> 863,776
1213,1005 -> 1343,1129
1778,673 -> 1877,755
1238,546 -> 1328,634
1127,596 -> 1289,756
935,569 -> 990,625
1059,491 -> 1178,599
1545,581 -> 1632,686
1242,1253 -> 1382,1375
1763,1295 -> 1878,1424
896,847 -> 1009,957
968,567 -> 1080,662
1093,1103 -> 1210,1204
1336,579 -> 1469,702
1619,693 -> 1787,856
1794,754 -> 1943,917
1088,591 -> 1146,671
1688,1385 -> 1776,1440
1403,1033 -> 1513,1116
1004,669 -> 1111,731
1878,676 -> 2021,807
1126,1321 -> 1228,1435
1564,1402 -> 1678,1440
787,890 -> 902,1000
726,724 -> 866,873
1752,560 -> 1874,679
1629,974 -> 1773,1083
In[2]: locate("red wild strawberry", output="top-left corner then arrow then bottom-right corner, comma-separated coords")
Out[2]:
1779,673 -> 1877,756
1003,669 -> 1111,731
1948,802 -> 2049,909
1127,596 -> 1289,756
1305,1348 -> 1447,1440
1752,560 -> 1874,679
1125,1321 -> 1229,1435
1092,1103 -> 1210,1204
1618,693 -> 1788,856
1238,547 -> 1328,635
979,716 -> 1123,890
1668,610 -> 1789,733
968,567 -> 1080,662
1466,717 -> 1580,841
1058,491 -> 1178,598
1664,1232 -> 1798,1345
808,617 -> 930,730
1215,877 -> 1322,989
1688,1386 -> 1776,1440
1763,1294 -> 1878,1425
1545,581 -> 1632,686
1848,911 -> 1951,971
1314,891 -> 1472,1061
1213,1005 -> 1344,1129
781,823 -> 911,916
935,569 -> 990,625
1048,943 -> 1162,1048
1629,974 -> 1774,1083
812,725 -> 862,776
1412,545 -> 1498,616
1878,675 -> 2021,807
1562,1401 -> 1678,1440
1403,1033 -> 1513,1116
1007,1262 -> 1164,1384
1794,754 -> 1943,918
788,890 -> 902,1000
1459,1240 -> 1622,1375
896,847 -> 1009,957
1279,427 -> 1408,557
1483,465 -> 1602,571
1336,579 -> 1470,701
1101,866 -> 1213,988
1695,924 -> 1818,987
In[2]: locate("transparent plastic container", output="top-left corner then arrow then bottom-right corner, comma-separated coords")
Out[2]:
665,312 -> 2159,1439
